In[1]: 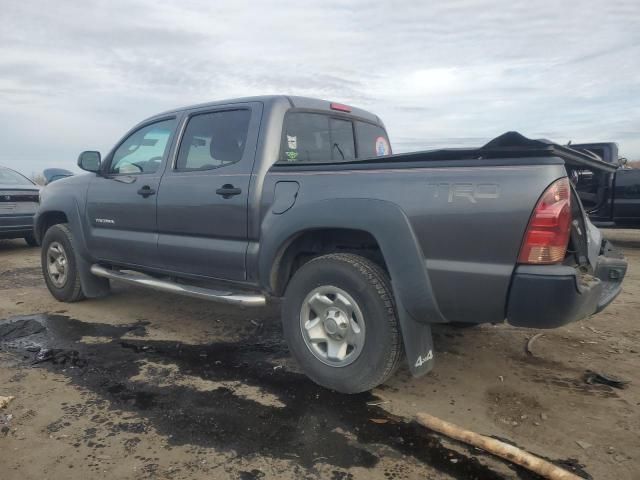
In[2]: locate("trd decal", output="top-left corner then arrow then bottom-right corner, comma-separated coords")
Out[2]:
427,183 -> 500,203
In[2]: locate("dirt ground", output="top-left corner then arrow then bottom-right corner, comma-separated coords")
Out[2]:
0,230 -> 638,480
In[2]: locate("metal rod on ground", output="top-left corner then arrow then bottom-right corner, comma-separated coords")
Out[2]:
415,413 -> 583,480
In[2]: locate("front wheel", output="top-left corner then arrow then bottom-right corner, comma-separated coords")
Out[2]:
41,224 -> 85,302
282,253 -> 403,393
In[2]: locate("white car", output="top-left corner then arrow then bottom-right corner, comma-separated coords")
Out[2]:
0,166 -> 40,246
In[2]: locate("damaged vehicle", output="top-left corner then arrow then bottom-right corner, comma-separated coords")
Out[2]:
34,96 -> 628,393
0,165 -> 39,246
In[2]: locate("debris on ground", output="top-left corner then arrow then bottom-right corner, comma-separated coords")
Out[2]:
583,370 -> 629,389
585,326 -> 604,335
0,395 -> 15,409
366,400 -> 390,406
369,418 -> 389,424
0,413 -> 13,435
416,412 -> 583,480
526,333 -> 545,355
575,440 -> 592,450
33,348 -> 87,367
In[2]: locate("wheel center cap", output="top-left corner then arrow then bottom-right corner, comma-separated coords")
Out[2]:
324,317 -> 338,335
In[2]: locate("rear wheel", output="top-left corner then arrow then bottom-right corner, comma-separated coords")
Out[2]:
282,253 -> 403,393
41,224 -> 85,302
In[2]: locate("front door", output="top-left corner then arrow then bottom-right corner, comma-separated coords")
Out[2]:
86,117 -> 178,266
156,103 -> 262,281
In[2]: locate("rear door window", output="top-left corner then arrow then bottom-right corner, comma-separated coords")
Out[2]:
176,109 -> 251,171
355,121 -> 392,158
281,112 -> 355,163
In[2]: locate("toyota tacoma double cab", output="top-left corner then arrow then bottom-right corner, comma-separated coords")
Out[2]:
35,96 -> 628,393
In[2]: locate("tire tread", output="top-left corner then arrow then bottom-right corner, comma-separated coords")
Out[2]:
288,253 -> 403,392
41,223 -> 85,302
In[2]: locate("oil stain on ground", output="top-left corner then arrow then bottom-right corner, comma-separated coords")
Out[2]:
0,314 -> 585,479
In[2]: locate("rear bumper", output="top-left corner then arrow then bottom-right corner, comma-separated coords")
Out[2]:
507,240 -> 627,329
0,214 -> 35,238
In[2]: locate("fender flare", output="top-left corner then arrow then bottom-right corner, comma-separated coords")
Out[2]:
258,198 -> 446,325
258,198 -> 440,376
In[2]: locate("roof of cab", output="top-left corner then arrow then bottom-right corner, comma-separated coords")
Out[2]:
151,95 -> 382,125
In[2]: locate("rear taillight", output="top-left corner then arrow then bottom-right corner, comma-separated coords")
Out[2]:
518,177 -> 571,264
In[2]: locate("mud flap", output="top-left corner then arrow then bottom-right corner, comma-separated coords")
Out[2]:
73,244 -> 110,298
395,298 -> 435,377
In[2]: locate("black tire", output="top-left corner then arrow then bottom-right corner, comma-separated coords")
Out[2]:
282,253 -> 403,393
24,233 -> 39,247
41,224 -> 85,302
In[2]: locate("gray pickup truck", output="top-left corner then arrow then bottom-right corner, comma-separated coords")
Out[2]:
35,96 -> 628,393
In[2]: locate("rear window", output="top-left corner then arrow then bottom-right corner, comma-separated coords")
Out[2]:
0,167 -> 34,186
281,112 -> 355,163
280,112 -> 390,163
355,121 -> 392,158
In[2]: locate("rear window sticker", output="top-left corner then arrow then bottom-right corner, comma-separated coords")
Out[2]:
286,151 -> 298,161
375,136 -> 390,156
287,135 -> 298,150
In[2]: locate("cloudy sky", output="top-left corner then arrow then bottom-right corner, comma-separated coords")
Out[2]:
1,0 -> 639,175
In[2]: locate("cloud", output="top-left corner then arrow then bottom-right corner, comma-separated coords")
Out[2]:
0,0 -> 639,174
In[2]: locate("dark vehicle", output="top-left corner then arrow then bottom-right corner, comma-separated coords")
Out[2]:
0,166 -> 39,246
569,142 -> 640,227
43,168 -> 74,185
35,96 -> 628,393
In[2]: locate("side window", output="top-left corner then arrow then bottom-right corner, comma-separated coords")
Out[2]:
110,119 -> 176,174
281,112 -> 355,163
355,121 -> 392,158
176,109 -> 251,171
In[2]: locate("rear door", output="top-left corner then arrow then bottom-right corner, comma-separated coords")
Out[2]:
86,117 -> 178,266
155,102 -> 262,281
613,168 -> 640,223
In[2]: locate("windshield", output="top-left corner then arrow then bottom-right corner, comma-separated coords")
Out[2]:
0,167 -> 35,186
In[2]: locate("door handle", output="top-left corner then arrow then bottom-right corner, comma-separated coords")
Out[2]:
216,184 -> 242,199
137,185 -> 156,198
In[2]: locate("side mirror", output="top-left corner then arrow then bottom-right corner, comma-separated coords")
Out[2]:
618,157 -> 628,168
78,151 -> 102,173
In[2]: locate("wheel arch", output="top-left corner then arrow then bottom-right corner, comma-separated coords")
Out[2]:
269,227 -> 386,297
35,210 -> 69,243
37,201 -> 109,298
258,198 -> 446,324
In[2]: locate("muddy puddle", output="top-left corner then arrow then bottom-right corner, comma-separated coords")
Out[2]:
0,314 -> 589,479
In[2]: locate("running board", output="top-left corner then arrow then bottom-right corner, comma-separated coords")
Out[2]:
90,265 -> 266,307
